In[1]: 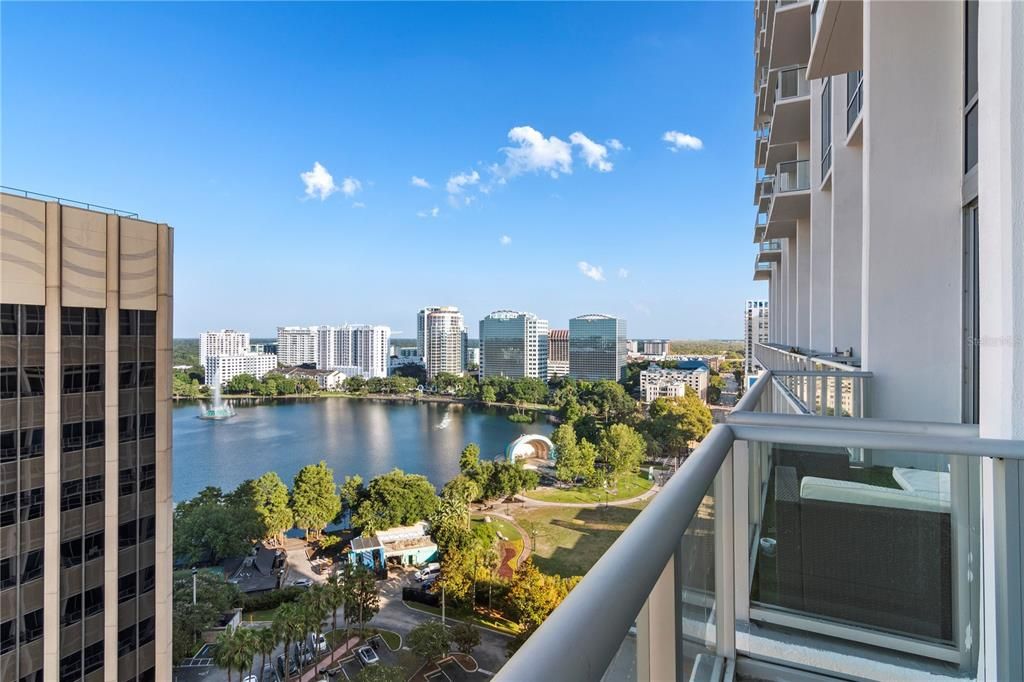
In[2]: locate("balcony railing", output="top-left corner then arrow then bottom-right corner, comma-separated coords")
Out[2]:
759,240 -> 781,252
775,65 -> 809,101
774,160 -> 809,193
754,342 -> 868,418
498,372 -> 1024,681
847,70 -> 864,132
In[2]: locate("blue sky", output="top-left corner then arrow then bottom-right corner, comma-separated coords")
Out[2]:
2,2 -> 764,339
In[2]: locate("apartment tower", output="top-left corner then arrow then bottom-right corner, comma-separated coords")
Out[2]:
743,300 -> 769,379
478,311 -> 549,380
568,314 -> 627,382
418,307 -> 466,380
1,190 -> 172,682
275,326 -> 318,366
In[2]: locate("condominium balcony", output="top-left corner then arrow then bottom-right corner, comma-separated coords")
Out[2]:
497,371 -> 1023,681
765,159 -> 809,238
768,0 -> 811,70
754,122 -> 770,167
756,239 -> 782,264
807,0 -> 863,79
754,174 -> 774,213
753,260 -> 773,281
766,66 -> 810,155
752,212 -> 768,243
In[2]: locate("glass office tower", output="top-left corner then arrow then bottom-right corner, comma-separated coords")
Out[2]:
568,314 -> 626,382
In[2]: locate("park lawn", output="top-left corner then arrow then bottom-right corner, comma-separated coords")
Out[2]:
513,501 -> 649,578
521,473 -> 653,504
405,602 -> 521,636
472,516 -> 524,574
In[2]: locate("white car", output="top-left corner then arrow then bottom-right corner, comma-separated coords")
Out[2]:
414,563 -> 440,581
312,633 -> 328,653
293,577 -> 313,588
356,646 -> 379,667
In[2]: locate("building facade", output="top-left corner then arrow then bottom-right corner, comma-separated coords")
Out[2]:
629,339 -> 671,358
198,330 -> 249,370
315,325 -> 390,378
275,326 -> 318,366
0,191 -> 172,682
204,353 -> 278,386
478,311 -> 549,380
639,365 -> 708,403
547,329 -> 569,379
418,307 -> 466,380
568,314 -> 627,382
744,300 -> 769,379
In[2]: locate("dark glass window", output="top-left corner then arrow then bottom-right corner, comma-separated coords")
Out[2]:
118,573 -> 137,602
0,431 -> 14,463
0,304 -> 16,335
61,537 -> 83,567
138,311 -> 156,336
61,308 -> 83,336
21,488 -> 43,521
22,549 -> 43,583
62,422 -> 83,453
139,412 -> 156,439
965,104 -> 979,172
138,361 -> 156,388
119,467 -> 136,496
84,475 -> 104,506
139,667 -> 155,682
84,419 -> 104,449
84,364 -> 103,392
62,592 -> 83,626
84,531 -> 104,563
0,558 -> 13,589
23,306 -> 45,335
965,0 -> 979,172
61,479 -> 83,511
0,367 -> 15,399
118,624 -> 137,655
0,493 -> 15,527
119,415 -> 137,443
83,641 -> 104,674
140,566 -> 155,594
84,308 -> 103,336
119,520 -> 137,549
84,585 -> 103,616
140,463 -> 156,491
22,608 -> 43,643
62,365 -> 83,394
138,616 -> 155,645
24,367 -> 44,397
140,515 -> 156,541
60,651 -> 82,682
20,669 -> 44,682
120,362 -> 136,389
22,428 -> 44,459
1,619 -> 14,654
119,310 -> 135,336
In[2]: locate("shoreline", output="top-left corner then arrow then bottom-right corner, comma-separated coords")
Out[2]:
173,392 -> 557,413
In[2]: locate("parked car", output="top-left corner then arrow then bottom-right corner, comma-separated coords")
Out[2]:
356,645 -> 379,667
293,577 -> 313,588
311,632 -> 328,654
414,563 -> 440,581
260,663 -> 280,682
421,576 -> 437,590
276,654 -> 298,679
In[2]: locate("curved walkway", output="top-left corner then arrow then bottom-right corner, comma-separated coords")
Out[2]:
514,484 -> 660,509
481,512 -> 532,566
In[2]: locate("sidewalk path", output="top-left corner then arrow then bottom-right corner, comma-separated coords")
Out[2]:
513,484 -> 660,509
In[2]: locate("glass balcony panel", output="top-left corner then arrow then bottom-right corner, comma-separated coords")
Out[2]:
776,66 -> 809,100
847,70 -> 864,133
599,628 -> 636,682
775,160 -> 810,192
681,477 -> 717,678
749,440 -> 979,663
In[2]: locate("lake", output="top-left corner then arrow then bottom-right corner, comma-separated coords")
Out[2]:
172,398 -> 554,501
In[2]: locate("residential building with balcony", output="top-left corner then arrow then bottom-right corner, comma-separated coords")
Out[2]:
418,306 -> 466,380
198,330 -> 250,370
569,314 -> 627,382
1,190 -> 172,682
275,326 -> 319,366
499,2 -> 1024,681
204,352 -> 278,386
744,300 -> 769,381
639,365 -> 708,404
479,310 -> 549,380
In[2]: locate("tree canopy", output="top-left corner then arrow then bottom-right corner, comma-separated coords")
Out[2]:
291,461 -> 341,538
173,486 -> 261,564
244,472 -> 294,541
648,389 -> 713,455
351,469 -> 439,533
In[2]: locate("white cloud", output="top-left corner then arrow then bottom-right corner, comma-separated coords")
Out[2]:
662,130 -> 704,152
411,176 -> 431,189
577,261 -> 605,282
497,126 -> 573,178
300,162 -> 338,200
352,201 -> 366,209
500,235 -> 512,246
569,132 -> 613,172
417,206 -> 440,218
340,177 -> 362,197
446,170 -> 480,194
606,138 -> 625,151
618,267 -> 629,279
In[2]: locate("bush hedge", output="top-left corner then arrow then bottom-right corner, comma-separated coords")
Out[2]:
236,586 -> 305,612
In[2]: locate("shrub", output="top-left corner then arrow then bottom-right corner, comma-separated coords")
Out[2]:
236,586 -> 305,612
506,413 -> 534,424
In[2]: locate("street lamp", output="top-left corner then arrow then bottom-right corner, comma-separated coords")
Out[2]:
191,567 -> 198,605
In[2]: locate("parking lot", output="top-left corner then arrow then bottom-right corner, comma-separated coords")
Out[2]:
324,635 -> 400,680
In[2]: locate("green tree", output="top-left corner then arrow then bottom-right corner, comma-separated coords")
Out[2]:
225,373 -> 258,394
599,423 -> 647,489
430,494 -> 471,554
273,601 -> 307,682
291,461 -> 340,540
172,570 -> 241,663
345,375 -> 368,394
441,474 -> 481,505
505,558 -> 568,632
351,469 -> 438,533
648,389 -> 713,456
435,545 -> 475,603
551,424 -> 581,483
339,474 -> 365,516
253,627 -> 278,682
173,487 -> 260,564
458,443 -> 481,474
344,565 -> 380,634
246,472 -> 294,543
324,571 -> 348,664
449,621 -> 481,654
480,385 -> 497,402
708,374 -> 726,405
407,620 -> 451,663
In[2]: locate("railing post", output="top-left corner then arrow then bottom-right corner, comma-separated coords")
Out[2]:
636,555 -> 677,681
716,449 -> 736,661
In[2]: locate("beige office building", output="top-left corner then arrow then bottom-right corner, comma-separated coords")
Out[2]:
1,190 -> 172,682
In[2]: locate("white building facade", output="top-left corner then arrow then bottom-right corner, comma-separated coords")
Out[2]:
199,329 -> 251,369
744,300 -> 769,379
418,306 -> 466,379
276,325 -> 319,366
315,324 -> 391,378
205,352 -> 278,386
639,365 -> 708,403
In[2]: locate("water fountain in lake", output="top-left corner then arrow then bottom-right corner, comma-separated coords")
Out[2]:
197,383 -> 236,421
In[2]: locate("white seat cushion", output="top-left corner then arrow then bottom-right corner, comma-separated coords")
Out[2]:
799,476 -> 950,513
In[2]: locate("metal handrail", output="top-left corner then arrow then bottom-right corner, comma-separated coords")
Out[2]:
0,185 -> 140,218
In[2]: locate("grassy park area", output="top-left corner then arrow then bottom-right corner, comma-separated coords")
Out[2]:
520,473 -> 654,504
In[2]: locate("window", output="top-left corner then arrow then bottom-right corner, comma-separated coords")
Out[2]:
0,367 -> 15,399
0,558 -> 13,589
84,364 -> 103,392
120,467 -> 137,496
21,488 -> 43,521
118,624 -> 137,655
118,573 -> 137,603
23,367 -> 44,397
22,550 -> 43,583
821,77 -> 832,177
22,608 -> 43,643
140,464 -> 156,491
84,531 -> 104,562
1,493 -> 14,527
120,362 -> 136,389
138,667 -> 155,682
965,0 -> 979,172
61,308 -> 83,336
62,592 -> 83,626
140,566 -> 155,594
22,428 -> 44,459
138,361 -> 155,388
138,311 -> 156,336
119,310 -> 136,337
84,475 -> 104,506
138,616 -> 155,645
84,308 -> 103,336
62,422 -> 83,453
23,306 -> 44,335
61,479 -> 83,511
0,304 -> 16,335
119,520 -> 137,549
140,515 -> 156,541
21,670 -> 44,682
119,415 -> 137,444
60,651 -> 82,682
62,366 -> 83,394
0,431 -> 14,463
61,538 -> 83,567
84,585 -> 103,616
83,641 -> 104,674
1,619 -> 14,654
139,412 -> 156,439
84,419 -> 104,449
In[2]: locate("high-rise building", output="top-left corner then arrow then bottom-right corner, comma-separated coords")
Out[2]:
205,353 -> 278,386
478,311 -> 549,379
276,326 -> 318,366
198,330 -> 250,369
639,365 -> 708,403
0,190 -> 172,682
744,300 -> 769,379
568,314 -> 626,382
418,307 -> 465,380
501,3 -> 1024,681
547,329 -> 569,379
315,325 -> 390,378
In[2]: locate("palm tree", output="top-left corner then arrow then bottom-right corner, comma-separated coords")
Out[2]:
233,627 -> 257,681
254,627 -> 278,682
301,585 -> 331,672
324,571 -> 347,663
274,602 -> 307,682
213,629 -> 238,682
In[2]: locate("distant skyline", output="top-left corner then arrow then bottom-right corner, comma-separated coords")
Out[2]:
1,2 -> 763,338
